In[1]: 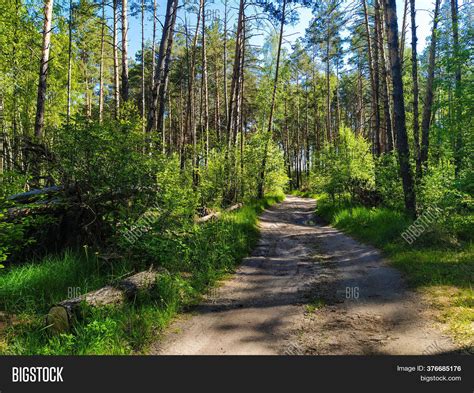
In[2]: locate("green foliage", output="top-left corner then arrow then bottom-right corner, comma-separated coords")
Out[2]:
0,194 -> 283,354
243,132 -> 288,198
316,193 -> 411,248
308,127 -> 374,200
0,250 -> 126,313
374,154 -> 405,210
56,119 -> 153,198
0,171 -> 61,265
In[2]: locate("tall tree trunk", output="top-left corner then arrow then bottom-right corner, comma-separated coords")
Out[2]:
239,17 -> 246,199
150,0 -> 157,104
420,0 -> 441,172
382,0 -> 396,145
305,85 -> 310,176
257,0 -> 286,199
410,0 -> 421,177
223,0 -> 229,142
179,81 -> 185,168
147,0 -> 178,134
384,0 -> 417,217
378,0 -> 393,152
399,0 -> 408,66
113,0 -> 120,117
121,0 -> 129,102
66,0 -> 73,124
98,0 -> 105,124
0,94 -> 4,174
141,0 -> 145,132
335,64 -> 341,140
226,0 -> 245,147
34,0 -> 54,140
373,0 -> 382,155
325,27 -> 331,143
357,49 -> 364,135
201,0 -> 209,165
186,1 -> 203,185
451,0 -> 462,176
214,52 -> 221,143
362,0 -> 378,154
157,1 -> 178,153
84,67 -> 92,118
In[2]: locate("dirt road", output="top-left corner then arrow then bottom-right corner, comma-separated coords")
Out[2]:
151,196 -> 457,355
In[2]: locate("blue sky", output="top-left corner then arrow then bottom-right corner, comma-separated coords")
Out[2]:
127,0 -> 437,60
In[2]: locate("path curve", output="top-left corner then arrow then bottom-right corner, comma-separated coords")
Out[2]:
151,196 -> 457,355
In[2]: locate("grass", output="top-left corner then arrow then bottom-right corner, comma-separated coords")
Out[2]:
312,192 -> 474,350
305,298 -> 326,313
0,191 -> 285,355
0,250 -> 131,313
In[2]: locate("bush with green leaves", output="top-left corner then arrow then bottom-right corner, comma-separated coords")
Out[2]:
374,153 -> 405,210
309,127 -> 374,202
242,132 -> 288,199
55,119 -> 157,203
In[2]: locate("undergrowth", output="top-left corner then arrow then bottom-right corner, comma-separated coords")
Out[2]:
0,192 -> 284,355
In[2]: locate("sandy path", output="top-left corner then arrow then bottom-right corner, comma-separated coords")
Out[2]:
150,196 -> 457,355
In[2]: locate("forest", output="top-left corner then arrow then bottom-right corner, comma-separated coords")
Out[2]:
0,0 -> 472,355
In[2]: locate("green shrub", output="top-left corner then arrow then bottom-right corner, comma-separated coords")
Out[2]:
308,127 -> 375,201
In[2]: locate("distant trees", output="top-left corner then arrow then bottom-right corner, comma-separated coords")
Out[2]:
0,0 -> 471,219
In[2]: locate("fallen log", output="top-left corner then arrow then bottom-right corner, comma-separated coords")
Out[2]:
46,269 -> 163,334
8,186 -> 63,204
196,211 -> 221,223
195,203 -> 243,224
226,203 -> 243,212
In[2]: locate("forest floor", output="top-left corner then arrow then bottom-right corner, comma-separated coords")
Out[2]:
150,195 -> 461,355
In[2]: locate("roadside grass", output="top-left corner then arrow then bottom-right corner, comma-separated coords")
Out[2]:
0,192 -> 285,355
0,251 -> 130,313
308,192 -> 473,350
305,298 -> 326,313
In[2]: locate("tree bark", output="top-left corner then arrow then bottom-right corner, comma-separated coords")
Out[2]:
378,0 -> 394,152
147,0 -> 179,135
214,52 -> 221,143
98,0 -> 105,124
227,0 -> 245,147
410,0 -> 421,177
384,0 -> 416,217
451,0 -> 462,176
399,0 -> 408,66
46,270 -> 163,334
186,0 -> 203,184
420,0 -> 441,172
325,25 -> 331,143
121,0 -> 129,102
223,0 -> 229,142
34,0 -> 54,140
257,0 -> 286,199
113,0 -> 120,117
201,0 -> 210,165
150,0 -> 157,108
66,0 -> 73,125
0,95 -> 4,174
239,17 -> 246,198
373,0 -> 382,155
362,0 -> 378,154
156,0 -> 178,151
140,0 -> 145,132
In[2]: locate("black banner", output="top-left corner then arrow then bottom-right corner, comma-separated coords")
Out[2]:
0,356 -> 472,393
